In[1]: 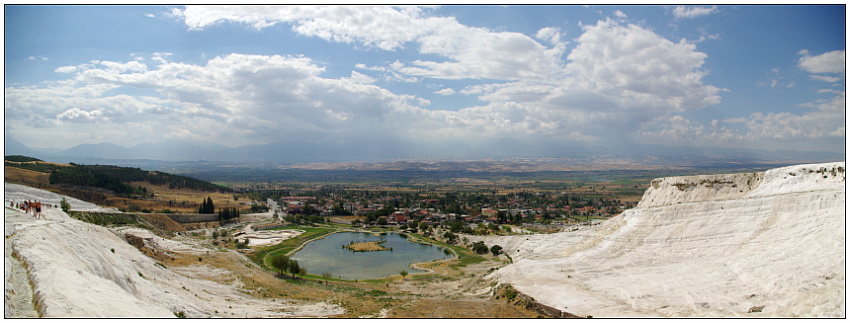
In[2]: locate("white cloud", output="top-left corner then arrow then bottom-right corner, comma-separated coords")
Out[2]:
55,66 -> 77,73
637,49 -> 845,151
56,107 -> 104,122
672,6 -> 718,19
435,88 -> 455,96
343,71 -> 376,84
174,6 -> 567,81
5,53 -> 439,148
799,50 -> 845,74
6,15 -> 730,151
152,52 -> 173,64
562,19 -> 721,113
810,75 -> 842,82
175,6 -> 437,50
535,27 -> 562,44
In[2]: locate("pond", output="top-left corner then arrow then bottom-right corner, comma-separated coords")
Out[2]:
291,231 -> 452,280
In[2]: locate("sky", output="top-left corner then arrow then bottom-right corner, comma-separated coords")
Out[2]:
4,5 -> 846,157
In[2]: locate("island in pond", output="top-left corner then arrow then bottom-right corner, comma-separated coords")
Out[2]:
343,240 -> 392,252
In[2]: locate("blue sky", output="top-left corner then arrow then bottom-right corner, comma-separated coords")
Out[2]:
5,5 -> 846,156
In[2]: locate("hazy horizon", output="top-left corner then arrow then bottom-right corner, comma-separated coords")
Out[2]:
5,5 -> 846,159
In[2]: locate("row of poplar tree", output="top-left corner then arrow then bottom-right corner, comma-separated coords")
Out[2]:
198,196 -> 240,223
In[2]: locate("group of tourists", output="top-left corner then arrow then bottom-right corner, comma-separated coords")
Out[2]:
11,200 -> 53,219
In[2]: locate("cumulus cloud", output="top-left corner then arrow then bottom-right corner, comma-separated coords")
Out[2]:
56,107 -> 104,122
55,66 -> 77,73
638,49 -> 845,151
6,16 -> 729,150
799,50 -> 845,75
430,19 -> 723,142
174,6 -> 435,50
672,6 -> 718,19
435,88 -> 455,96
174,6 -> 566,81
5,53 -> 440,148
535,27 -> 563,44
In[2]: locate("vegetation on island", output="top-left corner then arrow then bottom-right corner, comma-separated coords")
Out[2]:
343,240 -> 392,252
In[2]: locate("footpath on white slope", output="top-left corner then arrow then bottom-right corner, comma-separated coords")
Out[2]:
479,162 -> 845,318
3,183 -> 344,318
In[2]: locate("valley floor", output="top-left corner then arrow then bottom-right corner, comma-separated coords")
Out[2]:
3,183 -> 538,318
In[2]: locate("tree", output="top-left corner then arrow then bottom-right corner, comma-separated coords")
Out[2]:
60,198 -> 71,212
218,207 -> 240,224
270,254 -> 291,276
199,196 -> 215,214
399,270 -> 408,279
270,254 -> 305,278
471,241 -> 489,255
490,244 -> 503,256
449,220 -> 465,233
443,231 -> 458,244
288,259 -> 301,278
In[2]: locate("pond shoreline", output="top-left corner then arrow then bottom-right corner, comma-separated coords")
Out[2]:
291,231 -> 453,281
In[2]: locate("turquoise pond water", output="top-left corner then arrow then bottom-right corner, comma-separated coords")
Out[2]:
290,232 -> 452,280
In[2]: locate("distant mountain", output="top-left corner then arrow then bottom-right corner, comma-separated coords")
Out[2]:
9,136 -> 844,167
4,136 -> 44,158
58,142 -> 131,160
130,140 -> 228,161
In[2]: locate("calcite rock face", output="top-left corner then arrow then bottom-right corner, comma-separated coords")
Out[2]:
485,162 -> 845,318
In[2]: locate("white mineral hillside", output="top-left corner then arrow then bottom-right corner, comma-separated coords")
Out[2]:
4,183 -> 343,318
479,162 -> 845,318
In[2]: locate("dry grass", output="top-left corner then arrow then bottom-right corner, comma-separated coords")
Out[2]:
141,229 -> 541,318
127,182 -> 245,213
3,166 -> 245,214
4,166 -> 50,186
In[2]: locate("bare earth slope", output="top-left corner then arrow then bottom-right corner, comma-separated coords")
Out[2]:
481,162 -> 845,318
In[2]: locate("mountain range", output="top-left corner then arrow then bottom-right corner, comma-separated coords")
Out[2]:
4,135 -> 844,169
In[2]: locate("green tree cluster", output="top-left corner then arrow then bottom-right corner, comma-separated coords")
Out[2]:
269,255 -> 305,278
490,244 -> 503,256
471,241 -> 489,254
4,155 -> 43,162
198,197 -> 215,214
218,206 -> 240,224
60,198 -> 71,212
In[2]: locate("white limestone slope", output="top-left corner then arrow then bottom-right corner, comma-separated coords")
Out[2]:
485,162 -> 845,318
4,183 -> 344,318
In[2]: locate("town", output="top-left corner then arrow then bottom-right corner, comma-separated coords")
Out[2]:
236,184 -> 640,234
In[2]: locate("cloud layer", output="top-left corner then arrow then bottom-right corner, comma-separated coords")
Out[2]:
5,6 -> 845,156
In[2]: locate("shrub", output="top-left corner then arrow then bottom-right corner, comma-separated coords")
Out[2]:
60,198 -> 71,212
471,241 -> 489,255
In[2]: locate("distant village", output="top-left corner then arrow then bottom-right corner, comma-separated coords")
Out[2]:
245,187 -> 637,230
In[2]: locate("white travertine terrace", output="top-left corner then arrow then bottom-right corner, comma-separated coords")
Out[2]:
480,162 -> 845,317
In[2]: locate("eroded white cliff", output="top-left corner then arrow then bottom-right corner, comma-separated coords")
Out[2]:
484,162 -> 845,318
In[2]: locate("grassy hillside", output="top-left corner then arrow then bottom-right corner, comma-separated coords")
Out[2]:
4,156 -> 237,213
5,157 -> 231,194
